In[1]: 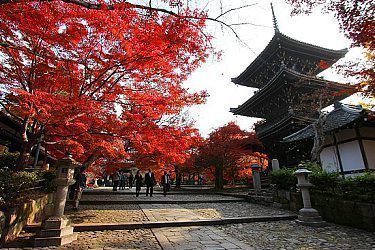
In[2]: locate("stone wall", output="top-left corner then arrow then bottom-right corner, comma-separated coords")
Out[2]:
272,190 -> 375,232
0,193 -> 54,243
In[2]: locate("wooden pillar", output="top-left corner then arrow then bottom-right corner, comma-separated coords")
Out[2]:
355,127 -> 369,170
333,133 -> 345,178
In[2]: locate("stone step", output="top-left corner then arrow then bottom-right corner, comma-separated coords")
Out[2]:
34,232 -> 77,247
39,225 -> 74,238
25,214 -> 297,233
68,199 -> 245,205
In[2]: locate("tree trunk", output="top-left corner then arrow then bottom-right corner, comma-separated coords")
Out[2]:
215,165 -> 224,190
0,207 -> 16,247
14,142 -> 33,171
175,166 -> 181,188
311,112 -> 327,163
81,154 -> 98,171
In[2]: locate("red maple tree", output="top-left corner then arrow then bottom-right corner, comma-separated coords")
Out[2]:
190,122 -> 265,190
285,0 -> 374,96
0,1 -> 211,171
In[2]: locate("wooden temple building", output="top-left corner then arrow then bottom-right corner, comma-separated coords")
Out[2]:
230,5 -> 355,167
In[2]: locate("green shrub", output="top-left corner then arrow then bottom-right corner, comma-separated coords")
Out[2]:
270,168 -> 297,190
0,151 -> 19,170
38,170 -> 57,193
310,170 -> 341,194
0,169 -> 39,210
339,173 -> 375,202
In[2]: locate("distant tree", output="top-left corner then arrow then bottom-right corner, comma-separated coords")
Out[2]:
286,0 -> 375,96
194,122 -> 264,190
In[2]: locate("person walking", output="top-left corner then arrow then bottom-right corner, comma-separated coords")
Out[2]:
129,173 -> 134,189
161,171 -> 171,197
145,168 -> 156,197
119,171 -> 125,190
112,170 -> 120,191
134,170 -> 143,197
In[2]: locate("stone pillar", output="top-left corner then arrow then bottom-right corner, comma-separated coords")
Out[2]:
271,159 -> 280,171
34,157 -> 79,247
294,168 -> 325,226
251,164 -> 262,193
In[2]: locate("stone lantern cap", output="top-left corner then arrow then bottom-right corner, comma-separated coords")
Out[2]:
294,168 -> 312,175
294,168 -> 312,187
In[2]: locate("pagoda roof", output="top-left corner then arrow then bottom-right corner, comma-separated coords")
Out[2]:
230,68 -> 355,118
232,32 -> 348,88
283,103 -> 374,142
256,114 -> 313,139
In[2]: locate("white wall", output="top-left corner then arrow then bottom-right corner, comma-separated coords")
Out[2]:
363,140 -> 375,170
338,140 -> 365,172
320,146 -> 340,173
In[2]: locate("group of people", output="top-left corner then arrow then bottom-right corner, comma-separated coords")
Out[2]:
111,171 -> 134,191
134,169 -> 171,197
69,168 -> 172,212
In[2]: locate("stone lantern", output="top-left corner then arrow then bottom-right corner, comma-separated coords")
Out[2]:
294,167 -> 325,226
34,157 -> 79,247
251,164 -> 262,193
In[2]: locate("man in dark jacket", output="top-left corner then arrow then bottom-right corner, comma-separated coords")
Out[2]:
144,168 -> 156,197
161,171 -> 171,197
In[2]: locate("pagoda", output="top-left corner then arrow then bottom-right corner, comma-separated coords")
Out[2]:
230,4 -> 355,166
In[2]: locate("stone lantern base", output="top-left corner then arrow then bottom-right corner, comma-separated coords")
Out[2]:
34,217 -> 77,247
296,208 -> 326,227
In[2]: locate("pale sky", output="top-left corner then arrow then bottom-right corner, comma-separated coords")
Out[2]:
182,0 -> 365,137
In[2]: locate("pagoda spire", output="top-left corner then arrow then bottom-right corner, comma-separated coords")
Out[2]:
270,2 -> 280,33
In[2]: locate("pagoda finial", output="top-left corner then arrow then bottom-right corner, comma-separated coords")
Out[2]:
270,2 -> 280,33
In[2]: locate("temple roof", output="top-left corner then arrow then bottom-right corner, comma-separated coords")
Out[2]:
256,114 -> 313,139
283,103 -> 373,142
232,32 -> 348,88
230,68 -> 355,118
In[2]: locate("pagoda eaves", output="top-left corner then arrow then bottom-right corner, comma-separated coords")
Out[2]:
232,32 -> 348,88
231,68 -> 355,118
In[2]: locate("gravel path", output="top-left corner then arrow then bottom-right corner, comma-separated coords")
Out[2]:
181,202 -> 294,219
59,229 -> 161,250
217,221 -> 375,250
65,204 -> 147,224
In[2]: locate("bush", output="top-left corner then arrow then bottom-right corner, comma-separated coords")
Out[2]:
339,173 -> 375,203
0,169 -> 40,210
0,151 -> 19,170
270,168 -> 297,190
310,170 -> 341,194
0,169 -> 57,210
38,170 -> 57,193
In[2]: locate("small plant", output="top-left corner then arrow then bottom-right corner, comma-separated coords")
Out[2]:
38,170 -> 57,193
310,170 -> 340,194
0,151 -> 19,170
270,168 -> 297,190
0,169 -> 40,209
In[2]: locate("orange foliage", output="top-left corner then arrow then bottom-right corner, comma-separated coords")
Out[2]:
184,122 -> 266,188
0,1 -> 212,172
286,0 -> 374,96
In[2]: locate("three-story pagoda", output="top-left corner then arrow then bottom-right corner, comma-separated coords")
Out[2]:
230,4 -> 355,166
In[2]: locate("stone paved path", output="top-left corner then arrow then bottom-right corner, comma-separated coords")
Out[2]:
153,226 -> 253,250
218,221 -> 375,250
5,188 -> 375,249
140,202 -> 254,249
